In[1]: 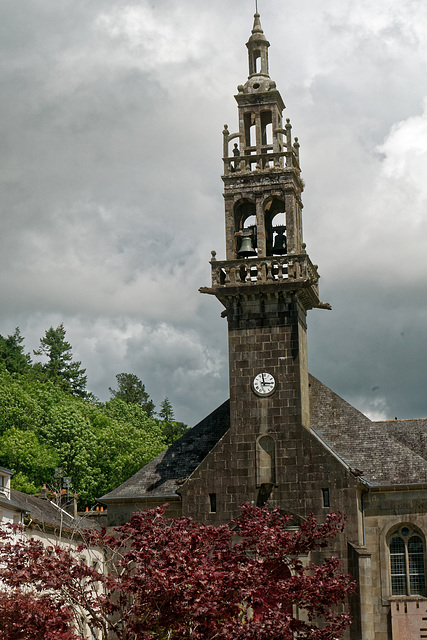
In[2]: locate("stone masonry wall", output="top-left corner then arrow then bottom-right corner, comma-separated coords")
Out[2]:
363,490 -> 427,640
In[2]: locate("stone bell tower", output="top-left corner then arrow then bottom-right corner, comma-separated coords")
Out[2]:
198,12 -> 329,515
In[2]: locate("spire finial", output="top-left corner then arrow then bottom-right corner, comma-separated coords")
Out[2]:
252,10 -> 264,35
255,0 -> 258,12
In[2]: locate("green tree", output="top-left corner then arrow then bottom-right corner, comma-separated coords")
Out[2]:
0,368 -> 167,506
109,373 -> 155,416
33,324 -> 87,397
158,396 -> 188,445
40,403 -> 96,504
0,427 -> 58,490
94,399 -> 167,494
0,327 -> 31,374
162,420 -> 188,445
158,397 -> 174,422
0,371 -> 44,435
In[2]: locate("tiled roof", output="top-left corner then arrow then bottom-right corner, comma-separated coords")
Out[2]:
99,400 -> 230,502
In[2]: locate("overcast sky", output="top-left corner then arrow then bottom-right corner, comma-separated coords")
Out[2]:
1,0 -> 427,425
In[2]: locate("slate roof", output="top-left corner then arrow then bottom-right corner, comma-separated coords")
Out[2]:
309,375 -> 427,486
10,489 -> 99,533
100,377 -> 427,502
0,492 -> 24,512
376,418 -> 427,464
99,400 -> 230,502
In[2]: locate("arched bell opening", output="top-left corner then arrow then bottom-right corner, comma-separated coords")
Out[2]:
234,200 -> 257,258
261,111 -> 272,147
261,110 -> 273,168
244,112 -> 256,150
264,197 -> 287,257
250,49 -> 261,75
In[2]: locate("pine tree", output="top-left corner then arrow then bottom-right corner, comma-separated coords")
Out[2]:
158,397 -> 174,422
158,396 -> 188,445
33,324 -> 87,397
0,327 -> 31,374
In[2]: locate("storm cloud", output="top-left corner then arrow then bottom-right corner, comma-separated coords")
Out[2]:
1,0 -> 427,425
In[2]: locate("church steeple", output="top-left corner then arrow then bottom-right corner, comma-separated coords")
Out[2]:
215,13 -> 323,291
201,14 -> 329,462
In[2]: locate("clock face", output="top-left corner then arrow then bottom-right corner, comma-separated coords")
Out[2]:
253,372 -> 276,396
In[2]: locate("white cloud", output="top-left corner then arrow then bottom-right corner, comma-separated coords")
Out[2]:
378,97 -> 427,192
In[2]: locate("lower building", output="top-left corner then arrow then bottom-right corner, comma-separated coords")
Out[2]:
101,11 -> 427,640
100,379 -> 427,640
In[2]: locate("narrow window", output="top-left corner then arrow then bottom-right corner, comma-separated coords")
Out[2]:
244,112 -> 256,148
261,111 -> 273,146
322,488 -> 330,508
252,50 -> 261,74
390,536 -> 407,595
408,535 -> 425,595
209,493 -> 217,513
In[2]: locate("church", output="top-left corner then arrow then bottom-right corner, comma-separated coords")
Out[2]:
100,13 -> 427,640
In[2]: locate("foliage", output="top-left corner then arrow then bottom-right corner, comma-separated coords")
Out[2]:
161,419 -> 188,445
109,372 -> 155,416
0,427 -> 58,489
33,324 -> 87,397
0,591 -> 77,640
0,369 -> 166,506
0,327 -> 31,374
8,471 -> 39,495
94,399 -> 167,494
158,396 -> 174,422
0,328 -> 186,505
0,506 -> 355,640
158,396 -> 188,445
0,376 -> 44,434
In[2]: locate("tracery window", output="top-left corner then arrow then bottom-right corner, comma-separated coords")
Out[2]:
389,526 -> 426,596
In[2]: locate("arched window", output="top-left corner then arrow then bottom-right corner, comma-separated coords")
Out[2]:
234,200 -> 257,258
264,197 -> 286,257
389,526 -> 426,596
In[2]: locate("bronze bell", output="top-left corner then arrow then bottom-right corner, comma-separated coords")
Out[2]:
238,235 -> 257,257
272,226 -> 287,255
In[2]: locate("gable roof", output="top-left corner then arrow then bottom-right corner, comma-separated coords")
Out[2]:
100,377 -> 427,503
99,400 -> 230,503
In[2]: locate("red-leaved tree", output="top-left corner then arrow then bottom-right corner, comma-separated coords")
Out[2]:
0,592 -> 78,640
0,505 -> 355,640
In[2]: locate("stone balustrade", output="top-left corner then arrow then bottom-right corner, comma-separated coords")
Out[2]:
223,149 -> 301,176
211,253 -> 319,293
